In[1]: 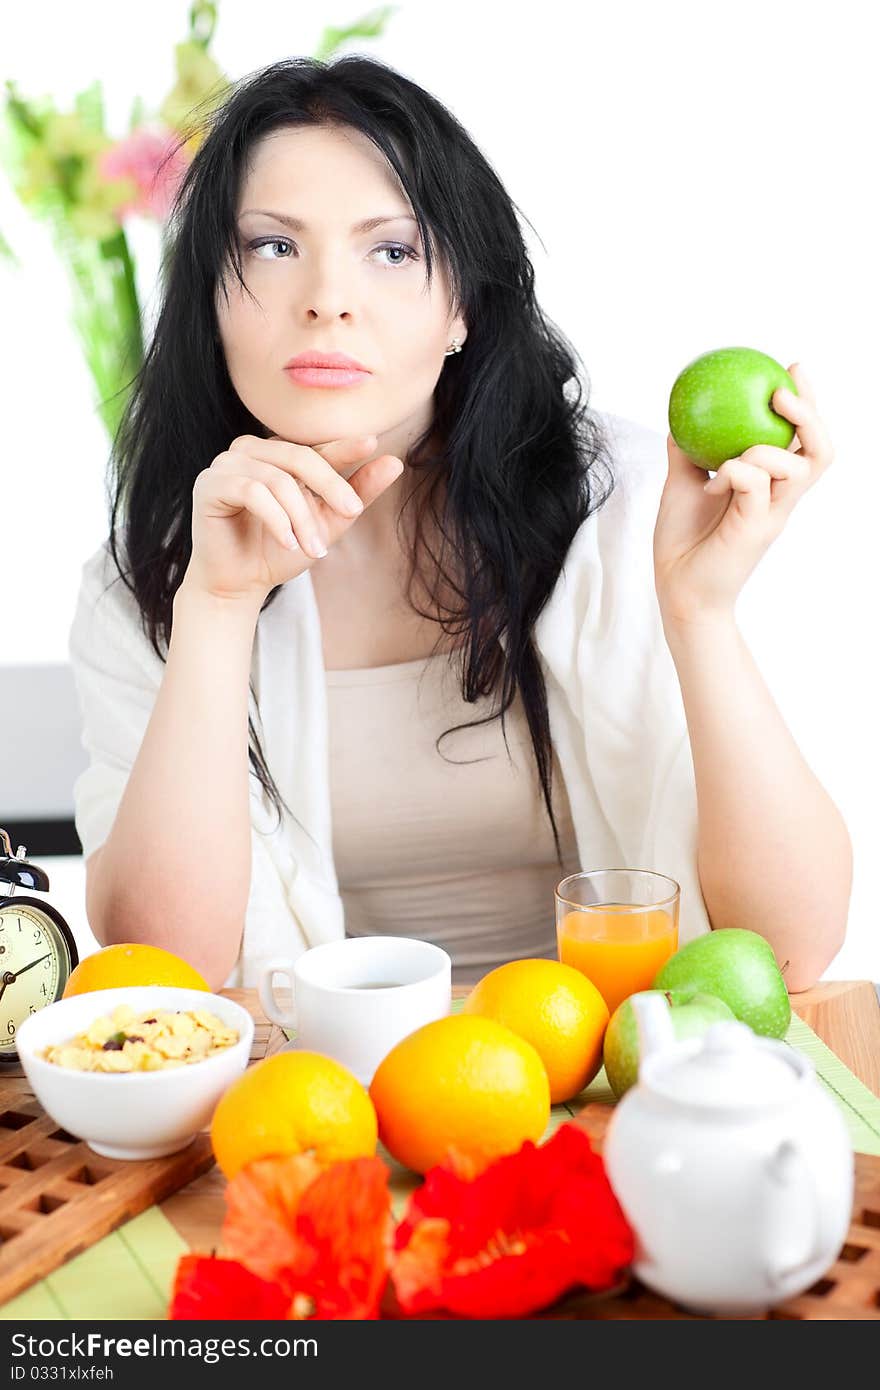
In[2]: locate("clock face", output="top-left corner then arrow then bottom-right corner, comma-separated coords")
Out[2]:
0,903 -> 72,1053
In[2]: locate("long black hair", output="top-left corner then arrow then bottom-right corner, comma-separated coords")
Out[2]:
105,54 -> 616,866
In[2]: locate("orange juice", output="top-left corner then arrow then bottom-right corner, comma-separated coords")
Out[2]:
557,904 -> 678,1014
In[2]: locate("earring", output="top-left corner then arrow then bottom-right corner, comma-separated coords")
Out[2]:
444,338 -> 463,356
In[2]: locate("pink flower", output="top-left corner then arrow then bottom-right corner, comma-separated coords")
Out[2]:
98,127 -> 190,222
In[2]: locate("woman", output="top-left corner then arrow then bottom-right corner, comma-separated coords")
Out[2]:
69,55 -> 851,992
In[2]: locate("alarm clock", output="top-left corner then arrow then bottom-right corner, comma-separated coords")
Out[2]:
0,827 -> 79,1061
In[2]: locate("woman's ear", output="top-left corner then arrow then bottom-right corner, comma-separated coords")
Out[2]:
448,305 -> 468,348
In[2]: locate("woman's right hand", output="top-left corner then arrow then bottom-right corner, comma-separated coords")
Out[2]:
183,433 -> 405,604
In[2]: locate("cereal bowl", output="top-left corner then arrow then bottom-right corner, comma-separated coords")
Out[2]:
16,986 -> 254,1161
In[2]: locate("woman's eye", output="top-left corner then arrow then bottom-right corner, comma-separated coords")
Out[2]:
376,243 -> 419,267
250,238 -> 294,260
249,237 -> 419,267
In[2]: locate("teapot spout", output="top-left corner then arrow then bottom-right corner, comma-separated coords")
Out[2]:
631,991 -> 677,1077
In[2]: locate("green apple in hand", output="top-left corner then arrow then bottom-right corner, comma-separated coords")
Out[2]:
654,928 -> 791,1038
603,988 -> 735,1099
668,346 -> 798,470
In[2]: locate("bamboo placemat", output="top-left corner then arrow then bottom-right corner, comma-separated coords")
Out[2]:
784,1015 -> 880,1156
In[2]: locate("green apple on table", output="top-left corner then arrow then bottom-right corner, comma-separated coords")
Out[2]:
668,346 -> 798,470
653,927 -> 791,1039
603,989 -> 734,1099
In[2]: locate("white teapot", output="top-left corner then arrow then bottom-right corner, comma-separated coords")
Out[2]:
603,992 -> 854,1317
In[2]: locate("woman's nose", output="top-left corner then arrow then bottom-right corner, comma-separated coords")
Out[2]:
297,253 -> 358,320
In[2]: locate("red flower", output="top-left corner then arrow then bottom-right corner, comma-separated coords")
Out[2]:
222,1153 -> 393,1320
391,1121 -> 634,1318
222,1151 -> 324,1285
169,1255 -> 290,1320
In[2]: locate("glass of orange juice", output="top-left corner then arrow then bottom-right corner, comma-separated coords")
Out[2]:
555,869 -> 680,1015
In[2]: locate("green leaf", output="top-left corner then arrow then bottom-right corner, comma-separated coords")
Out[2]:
0,101 -> 25,171
188,1 -> 218,50
0,223 -> 21,268
313,5 -> 398,61
128,93 -> 146,134
74,80 -> 105,135
2,81 -> 49,141
27,187 -> 143,442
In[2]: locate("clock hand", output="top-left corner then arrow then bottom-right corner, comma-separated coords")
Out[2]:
10,952 -> 51,981
0,953 -> 52,1007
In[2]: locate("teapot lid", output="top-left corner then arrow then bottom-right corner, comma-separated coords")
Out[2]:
645,1019 -> 803,1109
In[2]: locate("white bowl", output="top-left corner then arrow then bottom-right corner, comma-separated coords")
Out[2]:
16,986 -> 254,1161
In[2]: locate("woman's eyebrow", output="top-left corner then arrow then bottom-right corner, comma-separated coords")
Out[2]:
238,210 -> 419,233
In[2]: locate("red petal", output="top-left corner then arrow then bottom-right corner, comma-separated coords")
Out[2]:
387,1218 -> 451,1312
391,1122 -> 634,1317
222,1151 -> 324,1284
402,1235 -> 578,1320
222,1152 -> 392,1320
287,1156 -> 393,1319
169,1255 -> 289,1320
395,1153 -> 517,1255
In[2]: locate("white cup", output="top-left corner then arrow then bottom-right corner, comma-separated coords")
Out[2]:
257,936 -> 452,1086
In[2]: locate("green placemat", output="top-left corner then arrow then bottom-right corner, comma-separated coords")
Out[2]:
0,1206 -> 188,1321
4,1005 -> 879,1320
784,1014 -> 880,1156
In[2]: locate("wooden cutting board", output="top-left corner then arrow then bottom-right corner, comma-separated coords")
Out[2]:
0,1079 -> 216,1305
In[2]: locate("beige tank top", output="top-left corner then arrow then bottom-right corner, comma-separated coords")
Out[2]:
325,650 -> 581,987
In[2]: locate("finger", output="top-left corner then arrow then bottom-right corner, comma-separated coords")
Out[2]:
252,466 -> 329,558
787,361 -> 817,406
771,367 -> 833,468
205,474 -> 303,553
265,473 -> 328,559
727,444 -> 811,484
345,453 -> 406,509
740,448 -> 811,511
706,451 -> 810,520
229,434 -> 370,518
296,484 -> 330,557
306,435 -> 407,494
666,433 -> 710,478
701,459 -> 771,525
212,454 -> 330,558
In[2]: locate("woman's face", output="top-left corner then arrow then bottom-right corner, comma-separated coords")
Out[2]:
215,123 -> 467,453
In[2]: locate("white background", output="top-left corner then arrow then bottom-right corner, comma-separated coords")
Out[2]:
1,0 -> 877,979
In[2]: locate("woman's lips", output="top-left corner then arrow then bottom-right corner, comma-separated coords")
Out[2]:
284,366 -> 371,388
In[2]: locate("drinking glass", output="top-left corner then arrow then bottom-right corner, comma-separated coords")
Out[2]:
555,869 -> 680,1015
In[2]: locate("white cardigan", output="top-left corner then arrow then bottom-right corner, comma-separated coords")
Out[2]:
68,408 -> 711,987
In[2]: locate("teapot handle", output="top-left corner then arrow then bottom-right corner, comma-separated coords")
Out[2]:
761,1137 -> 827,1288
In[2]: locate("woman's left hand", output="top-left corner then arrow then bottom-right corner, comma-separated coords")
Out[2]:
653,362 -> 834,627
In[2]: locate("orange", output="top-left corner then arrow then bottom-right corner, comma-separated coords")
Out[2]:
210,1050 -> 378,1180
62,943 -> 210,997
368,1014 -> 550,1175
462,958 -> 610,1103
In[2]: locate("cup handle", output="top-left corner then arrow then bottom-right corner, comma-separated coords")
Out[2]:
258,957 -> 298,1031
